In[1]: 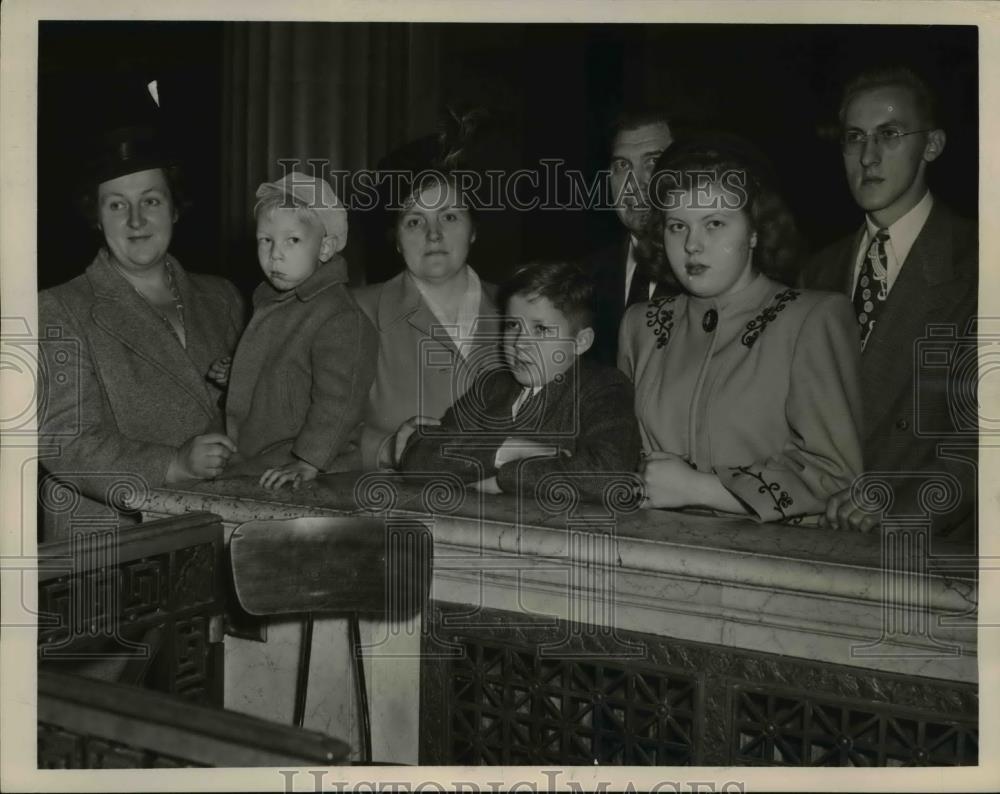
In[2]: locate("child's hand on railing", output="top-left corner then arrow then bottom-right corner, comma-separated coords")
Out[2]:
259,459 -> 319,491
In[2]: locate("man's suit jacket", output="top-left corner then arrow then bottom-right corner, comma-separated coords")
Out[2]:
585,236 -> 678,368
802,201 -> 978,539
400,358 -> 641,503
352,268 -> 501,470
37,250 -> 245,540
584,237 -> 631,368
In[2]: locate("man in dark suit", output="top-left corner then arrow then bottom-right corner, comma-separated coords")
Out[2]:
586,110 -> 674,367
803,67 -> 977,540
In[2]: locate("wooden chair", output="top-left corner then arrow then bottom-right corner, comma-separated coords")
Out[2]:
37,511 -> 226,705
38,670 -> 349,767
229,516 -> 433,763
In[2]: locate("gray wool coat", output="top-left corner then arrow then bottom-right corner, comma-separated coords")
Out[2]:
224,257 -> 377,473
37,249 -> 245,540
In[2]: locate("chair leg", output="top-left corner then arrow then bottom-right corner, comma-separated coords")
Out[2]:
293,613 -> 314,728
348,613 -> 372,764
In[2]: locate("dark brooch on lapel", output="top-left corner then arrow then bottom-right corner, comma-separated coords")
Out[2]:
741,288 -> 800,348
645,295 -> 677,349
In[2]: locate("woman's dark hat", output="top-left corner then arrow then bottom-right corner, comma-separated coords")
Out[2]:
83,124 -> 178,187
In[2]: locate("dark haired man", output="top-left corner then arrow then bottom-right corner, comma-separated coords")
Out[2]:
586,111 -> 674,366
803,67 -> 977,539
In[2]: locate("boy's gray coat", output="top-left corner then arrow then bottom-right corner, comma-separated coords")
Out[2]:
225,256 -> 377,472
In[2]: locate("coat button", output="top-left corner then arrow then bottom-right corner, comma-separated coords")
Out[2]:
702,309 -> 718,332
895,418 -> 909,430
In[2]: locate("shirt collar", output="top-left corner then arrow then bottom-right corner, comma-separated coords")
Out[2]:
865,190 -> 934,265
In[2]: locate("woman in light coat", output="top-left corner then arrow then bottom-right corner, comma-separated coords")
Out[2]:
619,136 -> 863,523
352,172 -> 501,470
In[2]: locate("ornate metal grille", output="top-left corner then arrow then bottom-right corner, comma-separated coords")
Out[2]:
422,603 -> 978,766
447,637 -> 697,765
733,686 -> 978,766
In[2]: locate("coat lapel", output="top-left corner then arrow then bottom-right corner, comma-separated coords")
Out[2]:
594,236 -> 630,315
379,269 -> 501,360
377,271 -> 428,330
471,285 -> 501,341
86,252 -> 215,417
224,281 -> 286,433
520,358 -> 578,430
860,204 -> 956,432
172,261 -> 228,384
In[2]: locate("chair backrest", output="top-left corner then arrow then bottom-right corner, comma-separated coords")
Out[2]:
37,511 -> 226,706
229,516 -> 432,618
38,670 -> 349,767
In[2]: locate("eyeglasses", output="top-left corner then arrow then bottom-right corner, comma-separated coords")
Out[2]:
840,127 -> 933,154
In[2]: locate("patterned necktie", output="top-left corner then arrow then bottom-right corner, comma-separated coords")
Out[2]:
852,228 -> 890,349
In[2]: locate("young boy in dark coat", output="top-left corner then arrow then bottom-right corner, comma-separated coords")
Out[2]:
400,260 -> 641,503
214,172 -> 377,489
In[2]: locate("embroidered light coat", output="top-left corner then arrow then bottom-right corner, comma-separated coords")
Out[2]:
618,274 -> 863,523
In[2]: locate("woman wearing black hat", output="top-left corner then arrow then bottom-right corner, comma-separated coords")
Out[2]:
350,111 -> 504,471
37,127 -> 245,540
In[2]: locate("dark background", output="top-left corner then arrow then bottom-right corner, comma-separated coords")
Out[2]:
38,22 -> 978,293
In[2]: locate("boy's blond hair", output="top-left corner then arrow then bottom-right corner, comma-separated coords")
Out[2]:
253,172 -> 348,252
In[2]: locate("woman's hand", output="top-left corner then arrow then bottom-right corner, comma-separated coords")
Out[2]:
259,459 -> 320,491
639,451 -> 746,513
167,433 -> 238,482
391,415 -> 442,468
207,356 -> 232,387
639,452 -> 701,509
819,488 -> 881,532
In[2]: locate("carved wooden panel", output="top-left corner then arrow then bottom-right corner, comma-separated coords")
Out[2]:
421,603 -> 977,766
171,616 -> 214,701
38,513 -> 226,706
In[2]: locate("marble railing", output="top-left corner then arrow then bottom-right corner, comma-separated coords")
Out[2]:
139,472 -> 978,764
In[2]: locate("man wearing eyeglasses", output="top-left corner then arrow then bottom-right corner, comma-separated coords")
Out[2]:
804,66 -> 978,540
